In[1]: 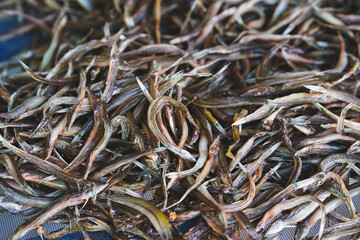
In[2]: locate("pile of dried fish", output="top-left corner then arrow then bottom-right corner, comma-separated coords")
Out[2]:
0,0 -> 360,239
